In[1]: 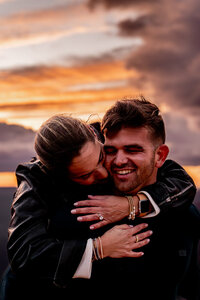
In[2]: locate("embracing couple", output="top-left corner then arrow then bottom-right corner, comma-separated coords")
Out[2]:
1,97 -> 199,300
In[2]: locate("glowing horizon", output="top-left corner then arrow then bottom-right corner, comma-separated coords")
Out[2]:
0,166 -> 200,189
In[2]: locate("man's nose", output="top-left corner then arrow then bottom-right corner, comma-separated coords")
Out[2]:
114,151 -> 128,166
96,164 -> 108,179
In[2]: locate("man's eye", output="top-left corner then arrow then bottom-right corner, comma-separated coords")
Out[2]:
126,148 -> 143,153
104,147 -> 116,154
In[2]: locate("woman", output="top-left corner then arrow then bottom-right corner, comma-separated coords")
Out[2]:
1,114 -> 196,299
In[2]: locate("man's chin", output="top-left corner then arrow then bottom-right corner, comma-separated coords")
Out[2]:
114,182 -> 132,193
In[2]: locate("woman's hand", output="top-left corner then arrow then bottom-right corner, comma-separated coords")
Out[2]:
101,223 -> 152,258
71,195 -> 139,230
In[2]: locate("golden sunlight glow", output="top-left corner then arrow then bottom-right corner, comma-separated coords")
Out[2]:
0,166 -> 199,188
0,61 -> 135,105
0,172 -> 17,188
184,166 -> 200,189
0,61 -> 145,129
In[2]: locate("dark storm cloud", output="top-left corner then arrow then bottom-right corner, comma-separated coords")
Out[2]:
68,45 -> 135,66
0,123 -> 36,171
88,0 -> 158,9
88,0 -> 200,128
118,15 -> 156,36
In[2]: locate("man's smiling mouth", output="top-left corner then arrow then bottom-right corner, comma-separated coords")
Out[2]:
114,169 -> 135,175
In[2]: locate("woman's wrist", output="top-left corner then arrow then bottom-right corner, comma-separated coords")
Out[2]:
92,237 -> 104,260
124,195 -> 140,219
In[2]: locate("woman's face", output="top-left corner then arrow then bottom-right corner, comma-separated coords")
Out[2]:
68,140 -> 108,185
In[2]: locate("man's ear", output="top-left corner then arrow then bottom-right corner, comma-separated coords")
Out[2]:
155,144 -> 169,168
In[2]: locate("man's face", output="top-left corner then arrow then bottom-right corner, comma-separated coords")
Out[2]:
104,126 -> 159,194
68,140 -> 108,185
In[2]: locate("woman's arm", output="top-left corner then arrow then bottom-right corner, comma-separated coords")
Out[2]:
142,159 -> 196,211
7,160 -> 152,286
7,161 -> 87,288
71,159 -> 196,229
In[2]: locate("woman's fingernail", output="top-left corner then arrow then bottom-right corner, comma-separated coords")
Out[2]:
71,209 -> 76,214
74,202 -> 78,206
77,217 -> 82,221
90,226 -> 94,230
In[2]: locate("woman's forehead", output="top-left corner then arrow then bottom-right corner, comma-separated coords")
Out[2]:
68,141 -> 101,177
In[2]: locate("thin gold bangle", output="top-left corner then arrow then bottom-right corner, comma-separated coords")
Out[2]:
98,236 -> 104,259
125,195 -> 136,220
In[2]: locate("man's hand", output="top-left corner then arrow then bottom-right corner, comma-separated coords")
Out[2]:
71,195 -> 139,230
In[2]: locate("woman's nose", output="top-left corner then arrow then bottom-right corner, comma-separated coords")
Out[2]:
96,164 -> 108,179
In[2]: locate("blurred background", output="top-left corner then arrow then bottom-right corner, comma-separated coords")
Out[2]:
0,0 -> 200,279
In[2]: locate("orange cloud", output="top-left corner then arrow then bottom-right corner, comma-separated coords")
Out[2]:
0,61 -> 137,105
0,60 -> 143,129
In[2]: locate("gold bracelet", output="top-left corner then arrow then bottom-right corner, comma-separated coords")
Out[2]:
92,239 -> 98,261
125,195 -> 136,220
98,237 -> 104,259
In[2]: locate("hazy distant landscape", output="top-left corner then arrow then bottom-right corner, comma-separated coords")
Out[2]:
0,188 -> 199,279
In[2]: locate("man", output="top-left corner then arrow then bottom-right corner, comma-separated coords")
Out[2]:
3,99 -> 198,300
70,98 -> 200,299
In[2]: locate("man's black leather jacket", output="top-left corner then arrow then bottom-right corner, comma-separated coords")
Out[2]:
7,159 -> 196,287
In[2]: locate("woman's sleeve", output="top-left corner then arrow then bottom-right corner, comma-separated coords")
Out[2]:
7,162 -> 87,288
141,159 -> 196,213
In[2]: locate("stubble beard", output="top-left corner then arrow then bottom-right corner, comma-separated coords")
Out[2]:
113,157 -> 156,194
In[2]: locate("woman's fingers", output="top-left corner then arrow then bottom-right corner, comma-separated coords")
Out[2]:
127,251 -> 145,258
71,206 -> 97,215
131,238 -> 151,250
134,230 -> 153,242
73,200 -> 100,207
129,223 -> 149,235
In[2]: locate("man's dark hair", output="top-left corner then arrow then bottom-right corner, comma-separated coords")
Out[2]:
101,96 -> 166,144
35,114 -> 95,172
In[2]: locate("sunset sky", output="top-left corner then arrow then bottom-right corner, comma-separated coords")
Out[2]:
0,0 -> 200,187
